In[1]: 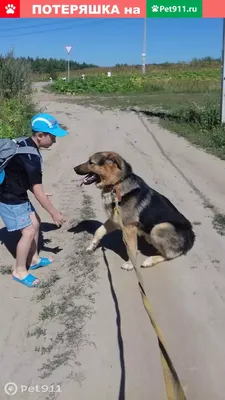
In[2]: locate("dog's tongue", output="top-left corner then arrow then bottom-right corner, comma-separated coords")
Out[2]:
81,173 -> 98,186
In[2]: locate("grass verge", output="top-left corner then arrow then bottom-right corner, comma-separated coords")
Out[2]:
27,190 -> 99,385
212,213 -> 225,236
152,98 -> 225,160
0,97 -> 37,138
0,51 -> 37,139
51,85 -> 225,160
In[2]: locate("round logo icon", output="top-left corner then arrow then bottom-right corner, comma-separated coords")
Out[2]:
4,382 -> 18,396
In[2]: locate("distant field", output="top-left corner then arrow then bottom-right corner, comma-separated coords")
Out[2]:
48,60 -> 225,161
42,59 -> 221,97
51,71 -> 220,96
48,61 -> 221,116
34,59 -> 221,80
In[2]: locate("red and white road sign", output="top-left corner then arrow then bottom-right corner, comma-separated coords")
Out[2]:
65,45 -> 72,55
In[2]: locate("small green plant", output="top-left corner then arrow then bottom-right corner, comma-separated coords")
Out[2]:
35,272 -> 61,302
212,213 -> 225,236
0,266 -> 12,275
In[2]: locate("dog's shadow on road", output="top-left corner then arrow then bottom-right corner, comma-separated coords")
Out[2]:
68,219 -> 157,261
0,222 -> 62,262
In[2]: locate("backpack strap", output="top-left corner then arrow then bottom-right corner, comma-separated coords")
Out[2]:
12,137 -> 28,143
15,146 -> 40,156
13,138 -> 41,161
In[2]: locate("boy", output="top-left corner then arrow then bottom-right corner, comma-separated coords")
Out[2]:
0,113 -> 68,288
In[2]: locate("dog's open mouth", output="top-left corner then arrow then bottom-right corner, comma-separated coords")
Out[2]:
81,173 -> 100,186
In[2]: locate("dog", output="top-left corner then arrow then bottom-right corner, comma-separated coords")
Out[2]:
74,151 -> 195,271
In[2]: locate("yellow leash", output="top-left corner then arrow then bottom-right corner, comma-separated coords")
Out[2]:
114,201 -> 187,400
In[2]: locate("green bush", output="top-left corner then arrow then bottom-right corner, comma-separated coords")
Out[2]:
0,50 -> 33,100
0,97 -> 36,139
0,50 -> 37,139
174,100 -> 221,131
164,99 -> 225,159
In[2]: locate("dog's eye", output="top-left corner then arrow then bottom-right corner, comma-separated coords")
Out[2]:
99,157 -> 106,166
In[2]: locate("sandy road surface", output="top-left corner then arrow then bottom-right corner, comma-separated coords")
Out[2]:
0,83 -> 225,400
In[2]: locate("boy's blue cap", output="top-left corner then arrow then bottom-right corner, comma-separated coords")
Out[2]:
31,113 -> 69,137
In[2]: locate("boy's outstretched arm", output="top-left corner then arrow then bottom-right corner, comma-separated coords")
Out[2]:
32,183 -> 65,227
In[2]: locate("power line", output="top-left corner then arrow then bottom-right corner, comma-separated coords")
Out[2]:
0,19 -> 111,38
0,18 -> 103,32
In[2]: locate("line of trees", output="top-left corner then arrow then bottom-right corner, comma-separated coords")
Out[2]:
0,53 -> 99,76
26,57 -> 99,74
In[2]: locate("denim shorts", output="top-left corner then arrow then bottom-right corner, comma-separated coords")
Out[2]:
0,201 -> 35,232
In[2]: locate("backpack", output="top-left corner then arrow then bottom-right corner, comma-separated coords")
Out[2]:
0,137 -> 41,185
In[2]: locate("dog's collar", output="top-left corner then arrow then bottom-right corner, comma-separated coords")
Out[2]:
111,182 -> 121,202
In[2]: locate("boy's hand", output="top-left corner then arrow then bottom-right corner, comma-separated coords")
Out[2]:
32,184 -> 65,226
51,210 -> 66,227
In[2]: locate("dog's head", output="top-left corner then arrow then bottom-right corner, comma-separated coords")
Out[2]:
74,151 -> 132,189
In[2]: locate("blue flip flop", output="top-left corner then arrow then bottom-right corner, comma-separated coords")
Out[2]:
12,274 -> 40,288
29,257 -> 53,271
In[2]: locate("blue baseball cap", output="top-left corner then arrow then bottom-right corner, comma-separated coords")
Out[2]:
31,113 -> 69,137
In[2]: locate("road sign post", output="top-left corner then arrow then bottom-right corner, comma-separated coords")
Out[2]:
65,45 -> 72,82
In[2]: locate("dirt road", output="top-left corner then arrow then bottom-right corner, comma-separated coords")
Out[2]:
1,85 -> 225,400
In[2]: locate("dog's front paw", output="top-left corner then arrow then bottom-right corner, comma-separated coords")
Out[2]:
141,257 -> 153,268
86,242 -> 97,253
121,261 -> 134,271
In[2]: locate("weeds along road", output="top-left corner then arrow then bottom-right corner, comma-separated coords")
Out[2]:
0,83 -> 225,399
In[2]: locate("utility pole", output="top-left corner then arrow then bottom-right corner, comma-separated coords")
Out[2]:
221,18 -> 225,124
142,18 -> 147,74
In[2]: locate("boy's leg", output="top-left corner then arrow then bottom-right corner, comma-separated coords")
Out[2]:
0,201 -> 39,286
14,224 -> 39,285
27,210 -> 53,267
27,211 -> 41,266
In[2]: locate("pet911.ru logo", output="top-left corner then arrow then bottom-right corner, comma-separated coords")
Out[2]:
4,382 -> 62,395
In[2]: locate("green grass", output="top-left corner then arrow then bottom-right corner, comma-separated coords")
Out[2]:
212,213 -> 225,236
160,100 -> 225,160
0,97 -> 36,139
34,57 -> 221,81
51,66 -> 225,160
0,51 -> 37,139
56,92 -> 219,112
51,70 -> 220,95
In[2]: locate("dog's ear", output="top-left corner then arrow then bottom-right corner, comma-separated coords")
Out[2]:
106,154 -> 122,170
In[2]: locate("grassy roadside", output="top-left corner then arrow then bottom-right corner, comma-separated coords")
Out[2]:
0,51 -> 37,139
0,97 -> 37,138
50,73 -> 225,161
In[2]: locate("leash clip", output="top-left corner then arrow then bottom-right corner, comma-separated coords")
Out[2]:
111,188 -> 118,204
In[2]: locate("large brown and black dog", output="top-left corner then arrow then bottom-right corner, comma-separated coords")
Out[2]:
74,151 -> 195,271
